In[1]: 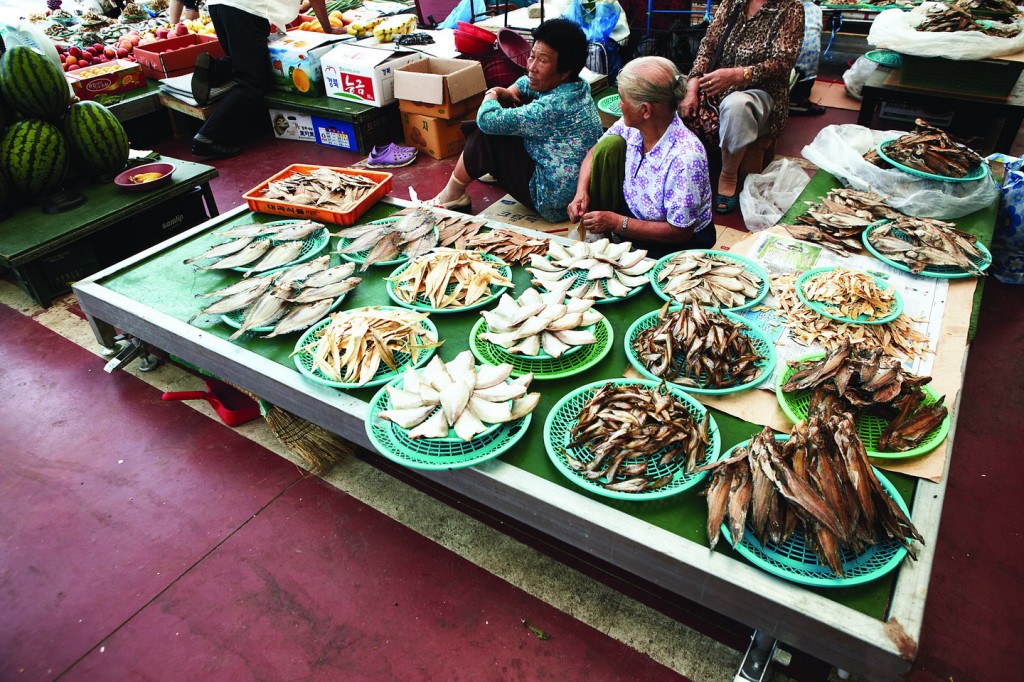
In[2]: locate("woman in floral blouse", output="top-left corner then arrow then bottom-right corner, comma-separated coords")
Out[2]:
429,19 -> 603,222
681,0 -> 805,213
568,57 -> 714,258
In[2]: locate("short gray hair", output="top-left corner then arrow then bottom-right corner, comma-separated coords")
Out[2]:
616,56 -> 687,109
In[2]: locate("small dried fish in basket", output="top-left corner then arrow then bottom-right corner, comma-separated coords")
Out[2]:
633,302 -> 764,389
387,248 -> 513,309
378,351 -> 540,441
464,228 -> 550,265
866,119 -> 983,178
788,188 -> 900,254
294,306 -> 441,386
334,208 -> 441,270
698,420 -> 923,577
868,216 -> 988,276
261,167 -> 378,212
386,206 -> 489,250
478,288 -> 603,358
655,252 -> 763,308
527,238 -> 653,301
915,2 -> 1021,36
800,268 -> 898,321
566,381 -> 711,487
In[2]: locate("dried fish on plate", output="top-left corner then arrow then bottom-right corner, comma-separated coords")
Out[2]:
866,119 -> 983,178
799,268 -> 898,321
334,208 -> 439,270
867,216 -> 988,276
387,248 -> 513,310
655,252 -> 764,309
464,229 -> 550,265
527,238 -> 653,301
294,306 -> 441,386
788,188 -> 899,254
260,167 -> 378,212
387,206 -> 489,250
478,288 -> 603,358
377,351 -> 540,441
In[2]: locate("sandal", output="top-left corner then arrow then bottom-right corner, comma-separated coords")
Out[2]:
715,193 -> 739,214
367,143 -> 418,168
790,101 -> 826,116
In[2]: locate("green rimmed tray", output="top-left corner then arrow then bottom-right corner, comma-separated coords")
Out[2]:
385,253 -> 512,313
795,267 -> 904,325
648,249 -> 770,312
469,316 -> 615,380
365,375 -> 532,470
335,217 -> 423,268
543,378 -> 721,501
597,94 -> 622,117
624,308 -> 776,395
220,289 -> 350,336
292,308 -> 439,389
228,221 -> 331,274
719,437 -> 912,588
876,139 -> 988,183
774,353 -> 950,460
862,221 -> 992,279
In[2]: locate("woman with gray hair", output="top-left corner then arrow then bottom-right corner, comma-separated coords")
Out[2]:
568,57 -> 715,255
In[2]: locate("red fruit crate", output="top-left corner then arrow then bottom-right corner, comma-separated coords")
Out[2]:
132,34 -> 225,80
242,164 -> 393,226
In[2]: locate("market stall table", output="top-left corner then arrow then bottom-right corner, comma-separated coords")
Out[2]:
70,183 -> 997,680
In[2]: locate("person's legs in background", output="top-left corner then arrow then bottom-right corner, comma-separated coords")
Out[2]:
586,135 -> 626,214
169,0 -> 200,25
716,89 -> 771,213
790,0 -> 824,115
432,122 -> 536,212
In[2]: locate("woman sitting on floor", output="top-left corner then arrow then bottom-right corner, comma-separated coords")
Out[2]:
429,19 -> 603,221
567,57 -> 715,257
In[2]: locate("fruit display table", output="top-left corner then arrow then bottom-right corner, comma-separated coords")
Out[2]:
0,157 -> 218,307
70,187 -> 996,680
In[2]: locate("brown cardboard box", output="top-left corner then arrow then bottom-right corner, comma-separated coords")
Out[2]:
394,57 -> 487,120
401,110 -> 475,160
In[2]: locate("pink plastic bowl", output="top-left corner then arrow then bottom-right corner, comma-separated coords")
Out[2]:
114,162 -> 176,192
457,21 -> 498,43
497,28 -> 531,68
454,29 -> 495,55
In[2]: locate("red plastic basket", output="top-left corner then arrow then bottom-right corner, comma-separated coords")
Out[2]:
462,49 -> 526,89
242,164 -> 392,226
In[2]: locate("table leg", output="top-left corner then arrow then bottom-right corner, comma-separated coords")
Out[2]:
857,91 -> 877,127
995,112 -> 1024,154
200,182 -> 219,217
86,313 -> 118,350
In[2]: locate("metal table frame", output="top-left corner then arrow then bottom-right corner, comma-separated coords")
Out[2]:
72,199 -> 959,680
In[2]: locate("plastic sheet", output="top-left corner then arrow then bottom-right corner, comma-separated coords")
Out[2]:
739,158 -> 812,232
869,5 -> 1024,59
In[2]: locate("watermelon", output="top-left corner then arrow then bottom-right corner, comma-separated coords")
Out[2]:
64,100 -> 129,176
0,119 -> 70,200
0,46 -> 72,121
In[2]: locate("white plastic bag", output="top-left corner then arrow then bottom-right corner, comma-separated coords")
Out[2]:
869,5 -> 1024,59
740,158 -> 812,232
801,124 -> 999,220
841,56 -> 877,101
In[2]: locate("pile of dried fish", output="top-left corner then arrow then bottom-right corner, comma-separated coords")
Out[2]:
788,188 -> 899,254
564,382 -> 711,490
960,0 -> 1020,15
699,421 -> 923,577
867,216 -> 988,275
527,239 -> 653,301
655,252 -> 763,308
865,119 -> 982,178
764,274 -> 931,361
185,220 -> 326,276
782,341 -> 948,451
464,229 -> 550,265
387,248 -> 513,309
378,351 -> 540,441
633,302 -> 764,389
190,256 -> 362,340
915,2 -> 1021,36
478,288 -> 603,357
800,268 -> 898,321
294,306 -> 440,386
260,167 -> 379,212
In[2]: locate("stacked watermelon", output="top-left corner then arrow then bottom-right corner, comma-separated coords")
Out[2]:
0,44 -> 131,213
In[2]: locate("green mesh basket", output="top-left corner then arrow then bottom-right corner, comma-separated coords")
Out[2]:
864,49 -> 902,69
774,352 -> 950,459
292,308 -> 439,389
648,249 -> 770,312
862,221 -> 992,279
543,379 -> 721,501
335,217 -> 425,268
469,317 -> 614,380
795,267 -> 904,325
624,308 -> 776,395
365,375 -> 532,470
228,221 -> 330,274
876,139 -> 988,183
718,437 -> 912,588
597,94 -> 622,117
220,290 -> 350,335
386,253 -> 512,313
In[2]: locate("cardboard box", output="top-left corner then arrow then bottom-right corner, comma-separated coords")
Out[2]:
400,110 -> 475,160
320,44 -> 422,107
394,57 -> 487,119
132,34 -> 225,80
477,195 -> 575,236
269,109 -> 316,142
268,31 -> 343,98
65,59 -> 145,101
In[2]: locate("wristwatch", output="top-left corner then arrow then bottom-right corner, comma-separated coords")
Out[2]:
620,216 -> 629,236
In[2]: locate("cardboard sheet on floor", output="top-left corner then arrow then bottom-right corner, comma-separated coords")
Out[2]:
811,80 -> 861,112
477,195 -> 576,236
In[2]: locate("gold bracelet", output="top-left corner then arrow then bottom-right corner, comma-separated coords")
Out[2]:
743,66 -> 752,81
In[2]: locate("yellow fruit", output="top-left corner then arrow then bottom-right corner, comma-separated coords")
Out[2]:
292,67 -> 311,92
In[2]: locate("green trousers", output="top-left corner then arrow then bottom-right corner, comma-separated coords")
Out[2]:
588,135 -> 627,214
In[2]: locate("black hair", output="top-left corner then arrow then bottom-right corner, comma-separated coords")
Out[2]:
531,18 -> 588,78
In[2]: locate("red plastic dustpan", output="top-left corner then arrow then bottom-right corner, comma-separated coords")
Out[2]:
162,378 -> 261,427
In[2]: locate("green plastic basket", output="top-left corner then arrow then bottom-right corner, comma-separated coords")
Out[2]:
228,221 -> 330,274
862,221 -> 992,279
774,352 -> 951,459
386,253 -> 512,313
335,217 -> 423,268
292,308 -> 439,389
719,436 -> 912,588
624,308 -> 776,395
220,290 -> 350,335
864,49 -> 901,69
648,249 -> 769,312
543,378 -> 721,501
795,267 -> 904,325
597,94 -> 622,117
365,375 -> 532,470
469,316 -> 614,380
876,139 -> 988,183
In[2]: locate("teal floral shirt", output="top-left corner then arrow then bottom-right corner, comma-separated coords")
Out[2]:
477,76 -> 602,222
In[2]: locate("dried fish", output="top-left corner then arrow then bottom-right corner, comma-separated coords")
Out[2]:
527,238 -> 653,301
867,216 -> 987,276
656,252 -> 764,308
198,239 -> 272,270
865,119 -> 983,178
243,240 -> 306,276
915,3 -> 1021,37
788,188 -> 899,254
387,248 -> 513,310
465,229 -> 551,265
260,167 -> 378,213
183,236 -> 254,264
228,288 -> 291,340
479,288 -> 602,358
800,268 -> 898,321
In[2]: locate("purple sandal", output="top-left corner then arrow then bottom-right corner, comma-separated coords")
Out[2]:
367,143 -> 418,168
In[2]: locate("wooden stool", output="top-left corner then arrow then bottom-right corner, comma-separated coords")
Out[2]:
158,93 -> 219,138
740,133 -> 776,176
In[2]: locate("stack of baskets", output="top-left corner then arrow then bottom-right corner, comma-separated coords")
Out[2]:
459,27 -> 530,89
